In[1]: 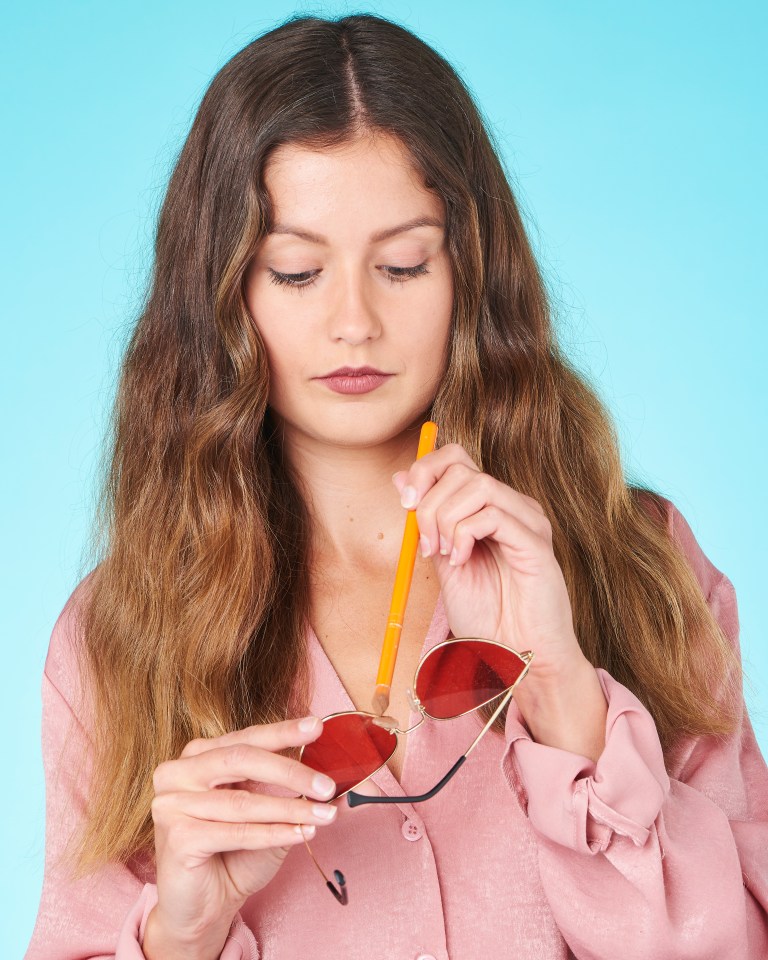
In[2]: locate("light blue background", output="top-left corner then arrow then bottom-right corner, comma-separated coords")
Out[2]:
4,2 -> 766,953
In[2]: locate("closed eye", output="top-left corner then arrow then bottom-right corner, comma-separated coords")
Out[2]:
268,262 -> 430,290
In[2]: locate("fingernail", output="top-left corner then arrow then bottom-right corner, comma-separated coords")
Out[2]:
298,716 -> 320,732
313,774 -> 336,797
392,471 -> 405,492
400,485 -> 418,509
449,547 -> 458,565
439,535 -> 449,555
312,803 -> 337,820
295,824 -> 316,837
420,535 -> 431,558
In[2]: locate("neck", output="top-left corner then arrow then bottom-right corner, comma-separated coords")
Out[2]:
278,419 -> 424,574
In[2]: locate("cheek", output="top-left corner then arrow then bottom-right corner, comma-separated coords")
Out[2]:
409,273 -> 453,363
256,327 -> 299,413
246,287 -> 305,370
258,331 -> 306,398
245,321 -> 292,401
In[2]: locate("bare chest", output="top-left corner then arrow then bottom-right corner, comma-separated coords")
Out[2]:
310,562 -> 440,784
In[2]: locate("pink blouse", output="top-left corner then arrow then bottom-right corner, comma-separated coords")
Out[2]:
24,498 -> 768,959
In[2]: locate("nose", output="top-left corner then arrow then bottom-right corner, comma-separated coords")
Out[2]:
326,265 -> 382,345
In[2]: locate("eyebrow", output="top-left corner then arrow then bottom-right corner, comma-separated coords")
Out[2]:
267,215 -> 445,245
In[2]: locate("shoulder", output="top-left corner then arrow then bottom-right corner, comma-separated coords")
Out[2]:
43,569 -> 98,716
643,494 -> 739,664
640,492 -> 727,602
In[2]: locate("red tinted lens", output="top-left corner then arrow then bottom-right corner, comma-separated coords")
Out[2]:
300,712 -> 396,799
415,639 -> 527,719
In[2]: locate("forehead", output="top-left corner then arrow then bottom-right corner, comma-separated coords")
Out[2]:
262,133 -> 444,229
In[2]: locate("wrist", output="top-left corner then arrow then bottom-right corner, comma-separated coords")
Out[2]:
143,904 -> 235,960
512,656 -> 608,762
516,650 -> 594,701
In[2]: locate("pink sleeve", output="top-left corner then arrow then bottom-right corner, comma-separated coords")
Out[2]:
500,502 -> 768,960
24,590 -> 261,959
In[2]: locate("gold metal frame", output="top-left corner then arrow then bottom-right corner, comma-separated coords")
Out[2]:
297,637 -> 534,904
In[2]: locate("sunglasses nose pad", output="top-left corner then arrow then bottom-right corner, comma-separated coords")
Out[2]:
406,686 -> 421,713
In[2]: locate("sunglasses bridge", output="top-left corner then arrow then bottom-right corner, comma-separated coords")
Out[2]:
368,687 -> 427,735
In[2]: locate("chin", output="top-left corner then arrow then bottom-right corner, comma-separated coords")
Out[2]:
278,401 -> 432,449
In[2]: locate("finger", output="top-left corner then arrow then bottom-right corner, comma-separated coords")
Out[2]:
158,814 -> 319,857
448,504 -> 550,568
395,443 -> 480,509
425,474 -> 549,561
394,445 -> 547,522
410,462 -> 478,558
151,788 -> 340,830
180,715 -> 325,760
153,742 -> 337,802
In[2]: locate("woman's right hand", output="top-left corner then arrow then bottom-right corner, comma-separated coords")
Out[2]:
143,715 -> 374,958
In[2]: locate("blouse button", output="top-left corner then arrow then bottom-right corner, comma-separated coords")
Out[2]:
401,819 -> 423,841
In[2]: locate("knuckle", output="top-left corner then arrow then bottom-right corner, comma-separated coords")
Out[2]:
223,743 -> 251,769
445,461 -> 471,481
536,514 -> 553,538
432,502 -> 446,527
152,762 -> 169,793
268,821 -> 290,846
440,463 -> 457,484
477,472 -> 496,495
180,737 -> 205,758
416,500 -> 436,527
485,503 -> 502,522
283,797 -> 301,822
454,512 -> 475,540
284,757 -> 305,791
150,793 -> 170,821
233,819 -> 252,847
458,446 -> 481,469
229,788 -> 252,815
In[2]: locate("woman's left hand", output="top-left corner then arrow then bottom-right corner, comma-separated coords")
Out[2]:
393,442 -> 588,684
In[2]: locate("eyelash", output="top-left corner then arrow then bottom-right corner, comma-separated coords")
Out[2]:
268,262 -> 430,290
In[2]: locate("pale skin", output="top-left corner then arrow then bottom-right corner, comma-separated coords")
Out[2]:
143,131 -> 607,959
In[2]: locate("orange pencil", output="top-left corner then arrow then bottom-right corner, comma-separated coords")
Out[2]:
372,421 -> 438,716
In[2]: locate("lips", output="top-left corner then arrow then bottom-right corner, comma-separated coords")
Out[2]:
315,366 -> 393,396
319,365 -> 389,378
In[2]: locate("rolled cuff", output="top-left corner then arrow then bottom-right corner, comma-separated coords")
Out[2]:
117,882 -> 260,959
502,667 -> 670,854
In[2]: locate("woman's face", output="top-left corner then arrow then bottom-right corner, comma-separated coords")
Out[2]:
243,132 -> 454,450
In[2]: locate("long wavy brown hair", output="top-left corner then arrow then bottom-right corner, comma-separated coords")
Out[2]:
60,12 -> 741,879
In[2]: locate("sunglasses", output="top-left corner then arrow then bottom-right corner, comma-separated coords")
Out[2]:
297,635 -> 534,904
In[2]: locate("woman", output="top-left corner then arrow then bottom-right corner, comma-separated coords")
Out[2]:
25,12 -> 768,960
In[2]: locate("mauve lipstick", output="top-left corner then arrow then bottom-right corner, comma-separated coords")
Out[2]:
315,365 -> 393,395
